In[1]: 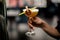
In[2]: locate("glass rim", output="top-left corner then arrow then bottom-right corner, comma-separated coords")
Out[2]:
23,9 -> 39,12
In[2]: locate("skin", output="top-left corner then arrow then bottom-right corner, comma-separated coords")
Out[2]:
25,6 -> 60,38
28,17 -> 60,38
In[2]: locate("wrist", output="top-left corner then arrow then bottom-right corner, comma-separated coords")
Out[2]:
39,21 -> 48,29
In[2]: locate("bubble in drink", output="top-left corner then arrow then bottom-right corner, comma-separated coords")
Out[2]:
23,9 -> 39,17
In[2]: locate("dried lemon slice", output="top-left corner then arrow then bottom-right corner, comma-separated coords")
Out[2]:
19,7 -> 37,16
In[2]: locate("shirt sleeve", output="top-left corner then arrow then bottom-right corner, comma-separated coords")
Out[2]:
56,20 -> 60,33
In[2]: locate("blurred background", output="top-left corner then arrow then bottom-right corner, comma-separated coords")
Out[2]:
0,0 -> 60,40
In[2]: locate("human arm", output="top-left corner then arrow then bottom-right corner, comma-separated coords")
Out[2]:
28,17 -> 60,38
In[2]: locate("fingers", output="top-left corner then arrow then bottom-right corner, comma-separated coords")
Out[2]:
32,17 -> 38,22
33,17 -> 40,20
28,17 -> 32,23
28,16 -> 42,24
28,17 -> 38,23
28,22 -> 34,30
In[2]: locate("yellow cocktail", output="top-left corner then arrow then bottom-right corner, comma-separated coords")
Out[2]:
23,9 -> 39,17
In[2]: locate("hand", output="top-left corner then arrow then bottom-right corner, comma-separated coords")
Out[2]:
28,17 -> 46,29
28,17 -> 60,38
